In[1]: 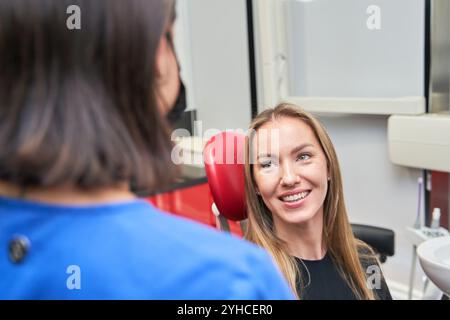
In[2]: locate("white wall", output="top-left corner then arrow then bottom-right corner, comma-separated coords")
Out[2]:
177,0 -> 252,132
285,0 -> 424,98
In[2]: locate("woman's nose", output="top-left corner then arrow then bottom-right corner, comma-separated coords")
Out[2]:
280,162 -> 300,186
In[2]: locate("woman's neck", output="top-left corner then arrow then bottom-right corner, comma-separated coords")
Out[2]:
0,180 -> 136,205
275,211 -> 326,261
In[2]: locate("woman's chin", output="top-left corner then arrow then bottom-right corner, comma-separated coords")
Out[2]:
278,208 -> 318,226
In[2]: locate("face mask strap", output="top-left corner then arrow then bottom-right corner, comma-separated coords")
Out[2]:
164,25 -> 188,125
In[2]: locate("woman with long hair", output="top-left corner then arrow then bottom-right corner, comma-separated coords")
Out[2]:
244,103 -> 392,300
0,0 -> 293,299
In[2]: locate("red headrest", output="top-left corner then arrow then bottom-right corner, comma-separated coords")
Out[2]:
203,132 -> 247,221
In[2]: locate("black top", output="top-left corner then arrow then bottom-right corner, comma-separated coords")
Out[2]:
294,252 -> 392,300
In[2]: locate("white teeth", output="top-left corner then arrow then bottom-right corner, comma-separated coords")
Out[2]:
281,191 -> 310,202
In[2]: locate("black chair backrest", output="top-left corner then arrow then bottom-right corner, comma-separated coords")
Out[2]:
351,224 -> 395,263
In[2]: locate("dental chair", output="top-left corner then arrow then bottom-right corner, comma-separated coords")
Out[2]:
203,131 -> 395,263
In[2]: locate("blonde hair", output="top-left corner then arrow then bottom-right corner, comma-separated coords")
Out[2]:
244,103 -> 376,299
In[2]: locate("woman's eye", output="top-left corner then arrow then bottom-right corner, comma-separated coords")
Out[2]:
260,161 -> 272,168
259,158 -> 278,168
298,153 -> 311,161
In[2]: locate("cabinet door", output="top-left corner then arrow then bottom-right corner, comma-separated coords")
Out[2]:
287,0 -> 424,98
255,0 -> 426,114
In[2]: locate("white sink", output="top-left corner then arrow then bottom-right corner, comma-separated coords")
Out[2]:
417,236 -> 450,295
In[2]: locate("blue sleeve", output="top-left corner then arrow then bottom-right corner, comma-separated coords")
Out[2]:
250,249 -> 296,300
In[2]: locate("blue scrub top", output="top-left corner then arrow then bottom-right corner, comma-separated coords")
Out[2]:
0,196 -> 294,299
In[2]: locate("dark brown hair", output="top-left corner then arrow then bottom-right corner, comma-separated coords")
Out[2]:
0,0 -> 177,191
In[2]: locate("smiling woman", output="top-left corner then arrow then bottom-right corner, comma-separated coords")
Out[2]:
244,103 -> 392,300
251,117 -> 329,227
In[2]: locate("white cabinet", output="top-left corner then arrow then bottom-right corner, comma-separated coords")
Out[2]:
255,0 -> 426,114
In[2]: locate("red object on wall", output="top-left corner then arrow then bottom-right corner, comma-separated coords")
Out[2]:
429,171 -> 449,229
147,182 -> 243,237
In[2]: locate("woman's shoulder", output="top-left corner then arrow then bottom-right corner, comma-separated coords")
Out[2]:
1,199 -> 292,299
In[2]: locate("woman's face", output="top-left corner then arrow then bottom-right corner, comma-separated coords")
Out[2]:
252,116 -> 329,228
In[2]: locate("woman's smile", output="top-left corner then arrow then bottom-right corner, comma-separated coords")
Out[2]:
279,189 -> 312,209
253,116 -> 329,227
